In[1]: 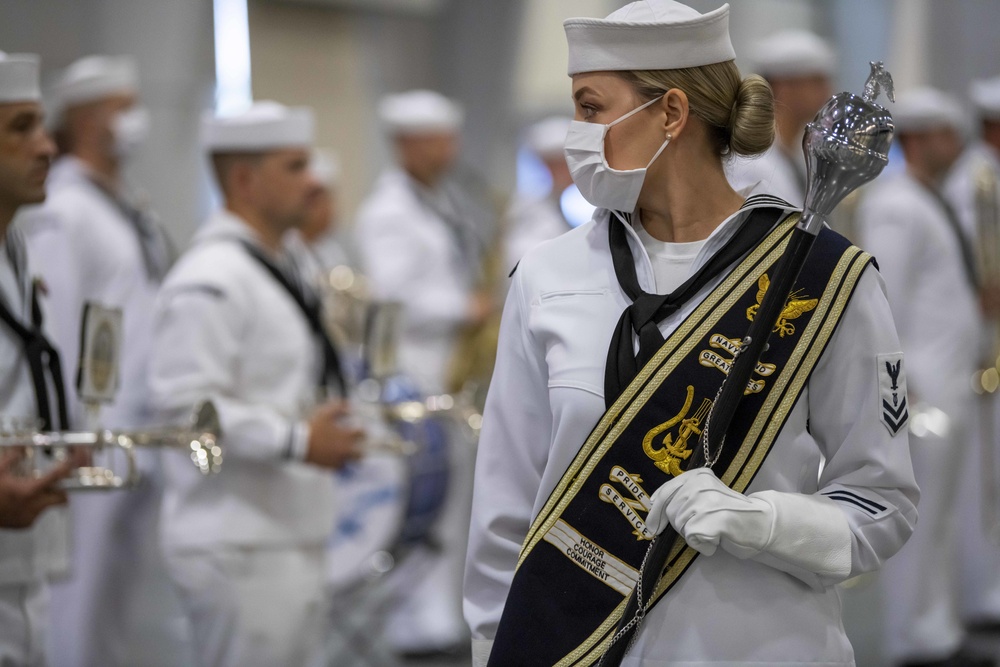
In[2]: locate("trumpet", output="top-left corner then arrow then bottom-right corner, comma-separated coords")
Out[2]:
321,265 -> 372,358
0,401 -> 223,490
319,265 -> 484,447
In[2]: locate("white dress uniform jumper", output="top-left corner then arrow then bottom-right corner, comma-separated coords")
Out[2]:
20,153 -> 182,667
150,209 -> 339,667
355,165 -> 476,652
0,227 -> 70,667
465,195 -> 918,666
943,142 -> 1000,623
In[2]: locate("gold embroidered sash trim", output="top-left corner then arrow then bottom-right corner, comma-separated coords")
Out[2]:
489,208 -> 873,667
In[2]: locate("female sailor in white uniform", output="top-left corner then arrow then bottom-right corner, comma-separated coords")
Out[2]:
464,2 -> 918,666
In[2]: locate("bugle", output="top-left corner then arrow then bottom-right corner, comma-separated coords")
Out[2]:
0,401 -> 223,490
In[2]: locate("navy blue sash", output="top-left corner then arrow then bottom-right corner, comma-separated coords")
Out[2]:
488,215 -> 872,666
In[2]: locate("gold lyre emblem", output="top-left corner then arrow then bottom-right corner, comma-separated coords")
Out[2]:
746,273 -> 818,338
642,385 -> 712,477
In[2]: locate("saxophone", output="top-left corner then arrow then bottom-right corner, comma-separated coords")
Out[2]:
443,168 -> 509,419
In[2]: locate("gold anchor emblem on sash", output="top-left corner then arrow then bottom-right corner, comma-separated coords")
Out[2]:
746,273 -> 818,337
642,385 -> 713,477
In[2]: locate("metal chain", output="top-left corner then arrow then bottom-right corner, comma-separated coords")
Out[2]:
699,335 -> 752,469
600,334 -> 757,663
599,533 -> 658,664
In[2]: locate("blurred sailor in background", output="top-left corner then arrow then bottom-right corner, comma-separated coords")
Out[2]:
17,55 -> 183,667
502,116 -> 573,274
355,89 -> 487,656
149,102 -> 364,667
944,74 -> 1000,632
356,90 -> 493,395
0,50 -> 72,667
946,76 -> 1000,237
726,30 -> 835,205
857,88 -> 993,667
286,148 -> 352,288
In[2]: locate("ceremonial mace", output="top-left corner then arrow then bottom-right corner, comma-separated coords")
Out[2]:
599,62 -> 896,666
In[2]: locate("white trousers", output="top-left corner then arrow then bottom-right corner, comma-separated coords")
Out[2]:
48,459 -> 194,667
384,422 -> 474,653
880,428 -> 966,662
957,393 -> 1000,621
0,581 -> 48,667
164,546 -> 327,667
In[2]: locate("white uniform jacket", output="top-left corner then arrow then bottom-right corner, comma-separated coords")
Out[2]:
858,172 -> 980,417
355,168 -> 474,393
0,229 -> 68,585
726,145 -> 806,207
503,193 -> 570,277
19,156 -> 166,429
464,201 -> 919,665
149,210 -> 334,550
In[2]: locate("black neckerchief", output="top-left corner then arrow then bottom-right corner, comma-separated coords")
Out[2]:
240,241 -> 347,398
408,178 -> 484,271
0,233 -> 70,430
85,175 -> 173,281
921,182 -> 980,290
604,198 -> 786,407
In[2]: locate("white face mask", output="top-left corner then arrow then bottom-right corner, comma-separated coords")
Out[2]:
111,106 -> 150,159
563,95 -> 670,212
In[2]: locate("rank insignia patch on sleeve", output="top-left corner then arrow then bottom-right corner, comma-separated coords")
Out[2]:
877,352 -> 909,435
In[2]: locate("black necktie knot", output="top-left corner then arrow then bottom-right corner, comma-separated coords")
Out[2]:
629,292 -> 670,330
603,205 -> 784,408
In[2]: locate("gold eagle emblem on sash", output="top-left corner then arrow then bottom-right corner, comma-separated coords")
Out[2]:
642,385 -> 712,477
746,273 -> 818,337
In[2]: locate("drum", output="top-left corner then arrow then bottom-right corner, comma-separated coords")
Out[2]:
325,375 -> 451,594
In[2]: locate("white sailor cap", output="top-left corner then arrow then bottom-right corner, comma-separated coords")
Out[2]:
51,55 -> 138,116
526,116 -> 571,158
0,52 -> 41,104
202,101 -> 315,152
750,30 -> 835,79
564,1 -> 735,76
378,90 -> 463,135
970,76 -> 1000,121
311,148 -> 340,188
893,87 -> 968,135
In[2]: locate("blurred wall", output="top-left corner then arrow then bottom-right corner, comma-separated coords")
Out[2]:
248,2 -> 377,226
249,0 -> 524,223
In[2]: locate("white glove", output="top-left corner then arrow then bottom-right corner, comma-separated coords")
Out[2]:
646,467 -> 852,588
646,467 -> 771,557
472,638 -> 494,667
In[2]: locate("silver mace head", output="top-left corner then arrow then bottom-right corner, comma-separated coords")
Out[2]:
801,61 -> 895,226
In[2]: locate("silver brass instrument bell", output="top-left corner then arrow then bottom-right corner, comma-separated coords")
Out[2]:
0,401 -> 223,490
